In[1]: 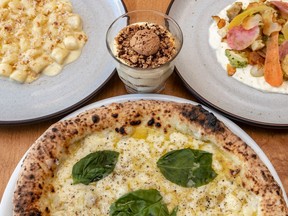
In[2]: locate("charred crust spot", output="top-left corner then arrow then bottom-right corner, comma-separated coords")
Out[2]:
130,120 -> 141,126
227,141 -> 233,146
91,114 -> 100,123
147,118 -> 155,126
181,105 -> 224,132
28,209 -> 42,216
119,127 -> 126,135
112,113 -> 118,118
134,113 -> 141,117
29,174 -> 35,180
71,129 -> 78,135
50,135 -> 56,139
155,122 -> 161,128
51,127 -> 58,132
199,119 -> 205,125
251,154 -> 257,159
45,207 -> 50,213
38,184 -> 43,189
261,170 -> 268,181
51,186 -> 55,193
116,126 -> 126,135
223,146 -> 231,152
182,106 -> 200,120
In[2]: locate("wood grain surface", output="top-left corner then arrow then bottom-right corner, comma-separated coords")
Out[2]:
0,0 -> 287,205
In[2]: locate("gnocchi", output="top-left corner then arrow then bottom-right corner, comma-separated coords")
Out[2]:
0,0 -> 87,83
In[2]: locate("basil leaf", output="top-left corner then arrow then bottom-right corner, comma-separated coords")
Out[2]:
72,150 -> 119,185
157,148 -> 217,188
170,206 -> 178,216
110,189 -> 178,216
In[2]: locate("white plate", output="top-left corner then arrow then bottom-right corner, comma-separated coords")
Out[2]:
0,94 -> 287,215
169,0 -> 288,128
0,0 -> 125,125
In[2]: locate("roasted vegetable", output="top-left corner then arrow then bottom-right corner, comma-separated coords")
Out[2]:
264,31 -> 283,87
225,49 -> 248,68
226,2 -> 243,21
228,5 -> 274,30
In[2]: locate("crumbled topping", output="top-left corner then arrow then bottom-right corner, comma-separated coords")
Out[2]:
115,23 -> 177,69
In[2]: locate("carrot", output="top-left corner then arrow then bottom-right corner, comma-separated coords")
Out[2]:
227,64 -> 236,76
264,31 -> 283,87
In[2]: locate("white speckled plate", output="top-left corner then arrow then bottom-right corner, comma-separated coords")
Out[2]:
0,94 -> 287,215
0,0 -> 125,125
169,0 -> 288,128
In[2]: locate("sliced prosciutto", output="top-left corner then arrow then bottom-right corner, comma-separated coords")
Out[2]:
227,25 -> 260,50
270,1 -> 288,18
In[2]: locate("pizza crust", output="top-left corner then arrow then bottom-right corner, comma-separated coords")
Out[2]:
13,100 -> 288,215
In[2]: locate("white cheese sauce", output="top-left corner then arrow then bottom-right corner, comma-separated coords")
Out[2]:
39,127 -> 259,215
209,0 -> 288,94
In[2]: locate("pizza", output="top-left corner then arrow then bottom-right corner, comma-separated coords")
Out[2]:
13,100 -> 287,215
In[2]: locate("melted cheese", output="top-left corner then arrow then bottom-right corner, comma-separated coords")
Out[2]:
39,127 -> 259,215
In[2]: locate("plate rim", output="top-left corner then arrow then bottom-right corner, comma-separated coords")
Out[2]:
0,70 -> 116,126
176,68 -> 288,129
1,94 -> 287,215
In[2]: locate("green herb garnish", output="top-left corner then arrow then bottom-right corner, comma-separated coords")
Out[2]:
110,189 -> 178,216
72,150 -> 119,185
157,148 -> 217,188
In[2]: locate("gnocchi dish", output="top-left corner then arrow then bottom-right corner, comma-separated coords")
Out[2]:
0,0 -> 87,83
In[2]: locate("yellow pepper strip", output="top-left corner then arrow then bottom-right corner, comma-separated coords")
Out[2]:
228,5 -> 274,30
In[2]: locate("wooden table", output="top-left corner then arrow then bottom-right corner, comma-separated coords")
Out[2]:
0,0 -> 287,204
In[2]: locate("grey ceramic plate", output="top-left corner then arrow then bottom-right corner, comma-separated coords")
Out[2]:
169,0 -> 288,128
0,0 -> 125,125
1,94 -> 287,214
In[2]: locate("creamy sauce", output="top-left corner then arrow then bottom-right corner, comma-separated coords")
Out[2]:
43,49 -> 82,76
209,0 -> 288,94
0,0 -> 87,83
38,127 -> 259,215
